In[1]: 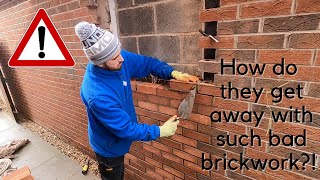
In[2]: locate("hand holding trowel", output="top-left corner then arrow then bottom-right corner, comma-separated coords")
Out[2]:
175,86 -> 197,121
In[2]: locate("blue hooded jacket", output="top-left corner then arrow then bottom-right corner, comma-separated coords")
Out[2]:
80,50 -> 174,157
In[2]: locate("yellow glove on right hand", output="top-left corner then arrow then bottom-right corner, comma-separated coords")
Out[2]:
159,115 -> 179,137
171,70 -> 199,82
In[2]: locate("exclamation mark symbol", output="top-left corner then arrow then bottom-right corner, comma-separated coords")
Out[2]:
38,26 -> 45,58
312,153 -> 316,170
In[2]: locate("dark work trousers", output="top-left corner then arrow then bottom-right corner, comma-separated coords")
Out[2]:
95,153 -> 125,180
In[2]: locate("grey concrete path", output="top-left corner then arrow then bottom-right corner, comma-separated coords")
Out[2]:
0,111 -> 98,180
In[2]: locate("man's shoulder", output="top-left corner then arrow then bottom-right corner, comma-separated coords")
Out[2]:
81,78 -> 114,101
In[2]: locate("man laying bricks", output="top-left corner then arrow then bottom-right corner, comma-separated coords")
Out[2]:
75,22 -> 199,180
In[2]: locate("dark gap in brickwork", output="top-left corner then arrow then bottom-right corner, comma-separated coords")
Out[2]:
203,21 -> 217,61
204,49 -> 216,59
132,75 -> 169,86
205,0 -> 220,9
203,72 -> 215,81
205,21 -> 217,38
202,1 -> 219,81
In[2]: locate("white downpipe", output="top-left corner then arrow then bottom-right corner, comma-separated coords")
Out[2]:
107,0 -> 119,37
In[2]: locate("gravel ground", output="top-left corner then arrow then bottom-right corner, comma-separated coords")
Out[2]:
19,119 -> 100,177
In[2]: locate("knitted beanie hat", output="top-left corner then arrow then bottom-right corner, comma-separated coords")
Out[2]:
75,22 -> 121,65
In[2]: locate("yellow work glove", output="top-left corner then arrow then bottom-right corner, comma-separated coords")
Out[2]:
159,115 -> 179,137
171,70 -> 199,82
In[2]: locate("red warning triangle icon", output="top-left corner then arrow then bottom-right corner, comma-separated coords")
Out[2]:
8,8 -> 75,67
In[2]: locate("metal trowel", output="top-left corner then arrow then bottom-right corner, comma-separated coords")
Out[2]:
176,86 -> 197,120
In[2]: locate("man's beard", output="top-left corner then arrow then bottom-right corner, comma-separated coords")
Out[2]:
106,63 -> 122,71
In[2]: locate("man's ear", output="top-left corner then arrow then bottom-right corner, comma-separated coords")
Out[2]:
98,63 -> 105,68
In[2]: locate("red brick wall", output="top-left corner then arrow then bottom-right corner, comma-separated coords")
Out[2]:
129,78 -> 319,179
0,0 -> 99,156
128,81 -> 214,179
125,0 -> 320,179
197,0 -> 320,179
0,0 -> 319,179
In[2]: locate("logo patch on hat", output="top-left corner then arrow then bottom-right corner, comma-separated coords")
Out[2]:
82,28 -> 105,49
